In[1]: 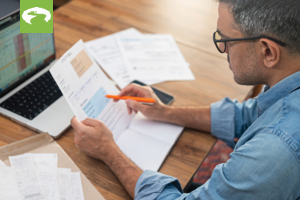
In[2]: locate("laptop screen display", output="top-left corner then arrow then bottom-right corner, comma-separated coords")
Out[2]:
0,11 -> 55,95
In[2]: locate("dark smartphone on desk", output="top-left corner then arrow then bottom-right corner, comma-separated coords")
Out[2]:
131,80 -> 174,105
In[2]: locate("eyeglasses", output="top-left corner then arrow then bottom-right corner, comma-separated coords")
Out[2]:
213,31 -> 287,53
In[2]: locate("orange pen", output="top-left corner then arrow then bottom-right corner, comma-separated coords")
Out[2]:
105,95 -> 155,103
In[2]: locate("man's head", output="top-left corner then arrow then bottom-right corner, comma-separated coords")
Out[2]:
217,0 -> 300,86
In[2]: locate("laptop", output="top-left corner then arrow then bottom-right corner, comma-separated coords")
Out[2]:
0,9 -> 73,138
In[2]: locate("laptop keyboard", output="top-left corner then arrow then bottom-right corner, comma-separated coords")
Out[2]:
0,71 -> 62,120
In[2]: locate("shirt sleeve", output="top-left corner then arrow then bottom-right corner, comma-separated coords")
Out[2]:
134,133 -> 300,200
134,170 -> 183,200
210,97 -> 258,148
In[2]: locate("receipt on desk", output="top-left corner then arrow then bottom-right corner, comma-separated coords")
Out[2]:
9,153 -> 47,200
37,167 -> 62,200
32,153 -> 58,168
58,171 -> 84,200
50,40 -> 134,141
58,168 -> 72,172
37,167 -> 81,200
0,165 -> 22,200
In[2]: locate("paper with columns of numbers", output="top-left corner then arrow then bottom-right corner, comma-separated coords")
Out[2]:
6,153 -> 84,200
0,134 -> 104,200
85,28 -> 141,89
85,28 -> 163,88
9,154 -> 48,200
0,165 -> 23,200
32,153 -> 58,168
50,40 -> 133,141
117,34 -> 195,81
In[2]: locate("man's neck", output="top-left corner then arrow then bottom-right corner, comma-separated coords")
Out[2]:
266,55 -> 300,87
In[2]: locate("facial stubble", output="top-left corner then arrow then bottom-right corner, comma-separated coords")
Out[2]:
231,44 -> 264,85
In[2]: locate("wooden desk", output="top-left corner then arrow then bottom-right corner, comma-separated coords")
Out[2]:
0,0 -> 251,199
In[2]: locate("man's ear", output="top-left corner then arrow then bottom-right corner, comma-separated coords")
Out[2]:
259,39 -> 281,68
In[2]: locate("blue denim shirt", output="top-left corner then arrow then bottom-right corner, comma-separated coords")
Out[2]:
134,71 -> 300,200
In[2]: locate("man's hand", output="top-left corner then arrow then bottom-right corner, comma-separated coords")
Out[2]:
70,117 -> 143,198
71,117 -> 116,161
116,84 -> 168,121
117,84 -> 211,132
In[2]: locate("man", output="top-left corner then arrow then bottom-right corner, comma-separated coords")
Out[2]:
71,0 -> 300,199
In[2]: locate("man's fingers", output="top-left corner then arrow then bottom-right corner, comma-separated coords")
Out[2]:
127,105 -> 132,115
71,117 -> 85,132
114,84 -> 142,102
82,118 -> 101,127
118,84 -> 151,97
126,99 -> 144,112
118,84 -> 136,97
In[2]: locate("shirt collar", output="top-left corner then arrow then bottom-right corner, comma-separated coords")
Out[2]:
257,71 -> 300,116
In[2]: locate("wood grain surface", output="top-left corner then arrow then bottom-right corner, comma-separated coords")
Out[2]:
0,0 -> 251,199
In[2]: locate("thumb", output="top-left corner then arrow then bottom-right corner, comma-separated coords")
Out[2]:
71,117 -> 85,131
126,99 -> 144,112
82,117 -> 101,127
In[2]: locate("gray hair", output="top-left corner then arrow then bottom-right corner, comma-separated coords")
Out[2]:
218,0 -> 300,55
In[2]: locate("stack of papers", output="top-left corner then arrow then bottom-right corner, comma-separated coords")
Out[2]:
0,153 -> 84,200
50,40 -> 184,171
85,28 -> 195,89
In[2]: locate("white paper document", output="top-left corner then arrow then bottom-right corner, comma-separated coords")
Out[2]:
4,153 -> 85,200
0,165 -> 22,200
37,167 -> 60,200
117,34 -> 195,81
129,112 -> 182,144
9,154 -> 48,200
85,28 -> 141,89
0,159 -> 6,166
85,28 -> 164,89
36,167 -> 84,200
51,40 -> 184,171
33,153 -> 58,168
117,113 -> 184,171
58,171 -> 84,200
50,40 -> 133,140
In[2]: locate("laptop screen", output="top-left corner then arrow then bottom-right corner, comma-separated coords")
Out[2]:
0,11 -> 55,97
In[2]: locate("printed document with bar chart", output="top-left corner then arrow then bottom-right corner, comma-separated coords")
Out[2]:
50,40 -> 184,171
50,40 -> 132,140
